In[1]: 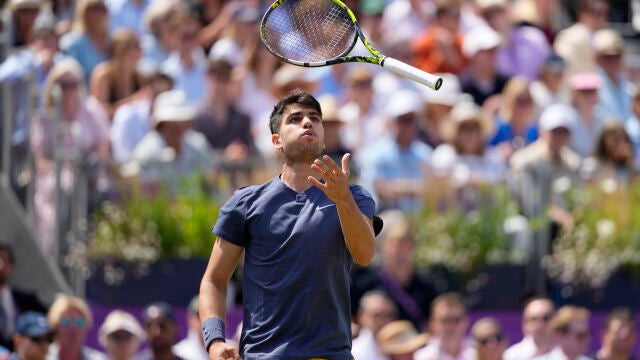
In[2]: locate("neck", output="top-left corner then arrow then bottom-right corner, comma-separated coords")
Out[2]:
180,50 -> 195,69
58,346 -> 82,360
600,347 -> 630,360
153,348 -> 176,360
280,161 -> 315,193
532,335 -> 554,354
441,337 -> 463,357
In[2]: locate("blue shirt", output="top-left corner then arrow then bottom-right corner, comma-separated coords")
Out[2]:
160,50 -> 207,105
212,176 -> 375,360
490,121 -> 538,148
106,0 -> 151,35
60,32 -> 108,83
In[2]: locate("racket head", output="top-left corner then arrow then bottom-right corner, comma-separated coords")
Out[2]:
260,0 -> 360,66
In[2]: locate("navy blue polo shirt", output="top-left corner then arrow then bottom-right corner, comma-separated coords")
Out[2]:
212,176 -> 375,360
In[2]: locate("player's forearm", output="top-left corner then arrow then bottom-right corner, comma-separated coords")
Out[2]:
199,274 -> 228,323
335,197 -> 375,266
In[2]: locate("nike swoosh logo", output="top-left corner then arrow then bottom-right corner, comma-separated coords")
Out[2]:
316,204 -> 335,211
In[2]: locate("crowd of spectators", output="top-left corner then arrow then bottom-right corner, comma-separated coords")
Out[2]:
0,0 -> 639,358
0,0 -> 636,255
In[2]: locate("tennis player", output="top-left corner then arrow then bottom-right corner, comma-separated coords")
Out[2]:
199,90 -> 381,360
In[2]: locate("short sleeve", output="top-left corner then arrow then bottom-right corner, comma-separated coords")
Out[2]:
211,187 -> 252,247
349,184 -> 375,218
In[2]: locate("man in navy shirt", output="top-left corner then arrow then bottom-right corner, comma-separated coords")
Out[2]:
199,90 -> 380,360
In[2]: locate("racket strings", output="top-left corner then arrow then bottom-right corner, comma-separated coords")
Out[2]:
262,0 -> 356,63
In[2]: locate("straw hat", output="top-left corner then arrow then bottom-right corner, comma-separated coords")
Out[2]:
377,320 -> 430,355
441,101 -> 495,141
317,94 -> 344,123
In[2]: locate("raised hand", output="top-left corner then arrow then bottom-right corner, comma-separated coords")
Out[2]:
308,153 -> 352,204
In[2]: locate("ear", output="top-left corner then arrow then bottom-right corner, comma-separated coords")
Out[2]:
272,133 -> 283,151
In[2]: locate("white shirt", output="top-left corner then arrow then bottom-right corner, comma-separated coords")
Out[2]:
173,331 -> 208,360
351,328 -> 389,360
110,98 -> 152,163
504,336 -> 553,360
531,347 -> 592,360
413,337 -> 476,360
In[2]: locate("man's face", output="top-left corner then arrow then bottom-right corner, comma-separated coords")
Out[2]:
430,303 -> 467,339
523,299 -> 554,339
603,319 -> 637,355
272,103 -> 325,163
559,319 -> 591,357
144,316 -> 177,352
358,296 -> 396,335
15,333 -> 53,360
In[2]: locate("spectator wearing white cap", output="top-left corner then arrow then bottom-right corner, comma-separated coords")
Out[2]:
428,100 -> 505,201
510,103 -> 582,231
131,89 -> 215,194
357,89 -> 432,212
98,310 -> 145,360
593,28 -> 636,123
568,71 -> 605,158
110,71 -> 173,164
460,25 -> 510,107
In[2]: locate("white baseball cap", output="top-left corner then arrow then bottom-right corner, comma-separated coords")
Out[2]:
463,26 -> 502,57
539,103 -> 577,132
98,310 -> 145,346
386,90 -> 423,118
152,90 -> 196,126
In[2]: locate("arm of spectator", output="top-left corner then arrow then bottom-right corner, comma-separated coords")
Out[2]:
89,62 -> 115,118
198,1 -> 240,49
0,51 -> 34,83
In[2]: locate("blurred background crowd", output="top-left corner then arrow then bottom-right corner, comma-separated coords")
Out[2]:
0,0 -> 640,358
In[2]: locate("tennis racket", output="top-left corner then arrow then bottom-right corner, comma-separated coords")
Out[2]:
260,0 -> 443,91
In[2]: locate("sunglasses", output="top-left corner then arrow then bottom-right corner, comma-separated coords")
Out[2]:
438,315 -> 463,325
59,316 -> 86,328
58,81 -> 79,90
29,334 -> 55,344
477,333 -> 503,345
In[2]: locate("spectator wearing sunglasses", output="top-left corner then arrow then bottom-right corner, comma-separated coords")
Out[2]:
45,294 -> 104,360
532,305 -> 592,360
471,317 -> 507,360
505,297 -> 555,360
98,310 -> 145,360
11,312 -> 54,360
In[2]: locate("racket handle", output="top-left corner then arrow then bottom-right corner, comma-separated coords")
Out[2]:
381,57 -> 443,91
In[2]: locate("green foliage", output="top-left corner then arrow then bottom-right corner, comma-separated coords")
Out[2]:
90,177 -> 220,262
412,184 -> 528,282
545,179 -> 640,289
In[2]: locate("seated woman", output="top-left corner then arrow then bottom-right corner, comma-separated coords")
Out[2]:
428,100 -> 506,209
490,76 -> 539,160
581,121 -> 637,187
90,29 -> 144,119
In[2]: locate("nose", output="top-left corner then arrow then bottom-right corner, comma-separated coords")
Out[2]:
302,116 -> 313,128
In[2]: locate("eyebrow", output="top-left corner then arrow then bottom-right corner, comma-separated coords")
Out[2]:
285,110 -> 322,119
